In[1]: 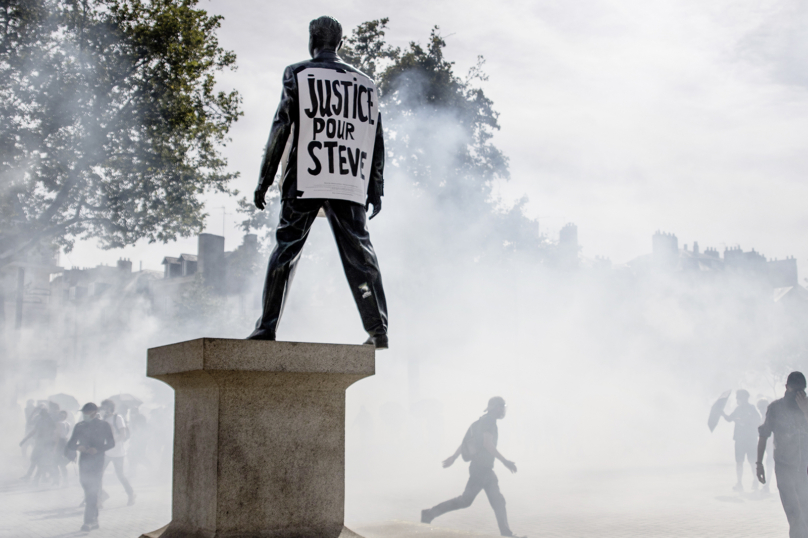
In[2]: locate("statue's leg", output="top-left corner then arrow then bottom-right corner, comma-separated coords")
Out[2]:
323,200 -> 388,337
248,198 -> 322,339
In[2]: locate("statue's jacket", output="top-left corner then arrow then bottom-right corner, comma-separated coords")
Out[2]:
257,50 -> 385,204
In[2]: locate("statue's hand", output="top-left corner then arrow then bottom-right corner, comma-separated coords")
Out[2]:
254,189 -> 267,210
365,193 -> 382,220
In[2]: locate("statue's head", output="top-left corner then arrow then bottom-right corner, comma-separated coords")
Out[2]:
309,16 -> 343,58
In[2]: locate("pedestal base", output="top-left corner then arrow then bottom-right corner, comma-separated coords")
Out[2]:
139,525 -> 365,538
139,338 -> 374,538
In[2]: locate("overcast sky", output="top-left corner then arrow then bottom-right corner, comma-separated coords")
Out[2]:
66,0 -> 808,272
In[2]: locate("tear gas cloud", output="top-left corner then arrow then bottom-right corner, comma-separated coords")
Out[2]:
1,2 -> 805,536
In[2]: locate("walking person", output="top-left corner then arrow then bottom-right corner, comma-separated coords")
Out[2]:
421,397 -> 524,537
757,372 -> 808,538
723,389 -> 761,491
21,399 -> 36,458
99,399 -> 136,506
65,403 -> 115,532
19,407 -> 58,485
55,410 -> 71,486
757,398 -> 775,494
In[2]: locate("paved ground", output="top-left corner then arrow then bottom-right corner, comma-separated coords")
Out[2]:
0,463 -> 791,537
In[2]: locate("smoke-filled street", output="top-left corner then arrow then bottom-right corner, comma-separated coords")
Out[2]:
4,0 -> 808,537
0,464 -> 789,537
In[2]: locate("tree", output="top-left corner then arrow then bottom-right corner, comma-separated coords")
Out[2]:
240,20 -> 524,243
341,20 -> 509,209
0,0 -> 241,267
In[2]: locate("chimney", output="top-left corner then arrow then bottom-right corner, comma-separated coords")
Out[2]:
117,258 -> 133,273
198,233 -> 225,292
558,223 -> 579,270
652,231 -> 679,270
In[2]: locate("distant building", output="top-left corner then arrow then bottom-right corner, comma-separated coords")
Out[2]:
150,232 -> 261,316
628,231 -> 801,292
0,243 -> 62,332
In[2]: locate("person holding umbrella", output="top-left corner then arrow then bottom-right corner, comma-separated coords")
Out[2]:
722,389 -> 761,492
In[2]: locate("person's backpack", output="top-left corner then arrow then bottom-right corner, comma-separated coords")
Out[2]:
460,418 -> 482,462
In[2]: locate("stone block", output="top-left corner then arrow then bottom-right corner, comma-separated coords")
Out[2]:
139,338 -> 374,538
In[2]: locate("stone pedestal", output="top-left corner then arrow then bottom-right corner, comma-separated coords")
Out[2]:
140,338 -> 374,538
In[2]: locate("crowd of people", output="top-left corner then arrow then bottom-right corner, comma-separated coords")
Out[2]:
18,395 -> 160,533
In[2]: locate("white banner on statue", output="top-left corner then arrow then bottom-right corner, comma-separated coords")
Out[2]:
295,67 -> 379,205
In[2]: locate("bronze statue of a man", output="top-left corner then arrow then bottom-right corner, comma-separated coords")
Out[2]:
248,16 -> 388,349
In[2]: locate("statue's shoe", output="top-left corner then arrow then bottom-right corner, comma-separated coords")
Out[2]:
363,334 -> 388,350
246,330 -> 275,340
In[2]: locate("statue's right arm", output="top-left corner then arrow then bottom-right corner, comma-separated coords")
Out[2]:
256,66 -> 297,209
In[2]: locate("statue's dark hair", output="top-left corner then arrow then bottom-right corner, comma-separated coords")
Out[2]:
309,16 -> 343,50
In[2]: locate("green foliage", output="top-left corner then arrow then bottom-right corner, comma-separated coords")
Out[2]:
341,20 -> 509,204
338,18 -> 399,82
240,19 -> 511,232
0,0 -> 242,266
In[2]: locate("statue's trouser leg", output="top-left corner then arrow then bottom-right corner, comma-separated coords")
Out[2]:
324,199 -> 388,336
249,199 -> 321,339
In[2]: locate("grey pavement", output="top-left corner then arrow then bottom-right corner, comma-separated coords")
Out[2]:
0,463 -> 792,537
0,466 -> 170,538
348,464 -> 791,538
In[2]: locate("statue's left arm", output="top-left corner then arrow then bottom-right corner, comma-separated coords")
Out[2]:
365,112 -> 385,219
255,66 -> 297,210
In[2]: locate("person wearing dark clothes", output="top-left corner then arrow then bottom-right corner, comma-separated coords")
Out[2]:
65,402 -> 115,532
21,399 -> 36,458
421,397 -> 523,537
723,389 -> 761,491
757,398 -> 775,493
757,372 -> 808,538
19,407 -> 58,484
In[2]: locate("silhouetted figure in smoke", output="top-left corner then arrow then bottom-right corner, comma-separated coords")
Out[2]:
757,398 -> 774,494
65,402 -> 115,532
127,406 -> 149,478
19,407 -> 58,485
55,410 -> 71,487
100,399 -> 136,506
247,15 -> 388,349
757,372 -> 808,538
21,399 -> 36,458
48,401 -> 61,422
722,389 -> 760,492
421,397 -> 524,537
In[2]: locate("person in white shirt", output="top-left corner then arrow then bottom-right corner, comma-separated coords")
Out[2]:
100,399 -> 135,506
55,410 -> 71,486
